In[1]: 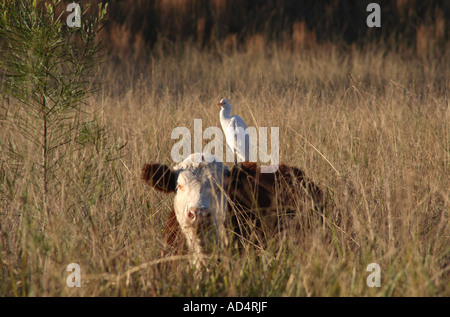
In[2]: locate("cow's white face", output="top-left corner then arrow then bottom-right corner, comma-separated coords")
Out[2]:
142,153 -> 229,259
172,155 -> 229,255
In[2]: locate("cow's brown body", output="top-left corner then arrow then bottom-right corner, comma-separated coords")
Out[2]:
226,162 -> 324,247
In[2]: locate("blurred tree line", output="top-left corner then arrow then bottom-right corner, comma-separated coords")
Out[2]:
3,1 -> 446,60
98,0 -> 448,58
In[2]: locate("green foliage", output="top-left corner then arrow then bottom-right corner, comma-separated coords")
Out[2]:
0,0 -> 107,109
0,0 -> 108,224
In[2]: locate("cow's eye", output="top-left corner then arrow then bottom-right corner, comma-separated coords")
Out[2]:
177,184 -> 184,192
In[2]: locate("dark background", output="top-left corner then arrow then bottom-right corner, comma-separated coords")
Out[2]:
97,0 -> 449,57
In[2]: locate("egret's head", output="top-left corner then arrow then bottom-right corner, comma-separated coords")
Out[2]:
217,98 -> 230,110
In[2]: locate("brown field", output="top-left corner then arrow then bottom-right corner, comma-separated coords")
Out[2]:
1,38 -> 449,296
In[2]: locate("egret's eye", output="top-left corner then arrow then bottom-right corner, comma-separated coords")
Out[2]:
177,184 -> 184,192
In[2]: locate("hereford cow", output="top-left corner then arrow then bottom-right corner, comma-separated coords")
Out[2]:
142,153 -> 324,263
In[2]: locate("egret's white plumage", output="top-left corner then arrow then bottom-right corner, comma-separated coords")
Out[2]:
217,98 -> 250,164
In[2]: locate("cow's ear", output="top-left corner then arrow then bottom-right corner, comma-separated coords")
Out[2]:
142,164 -> 177,193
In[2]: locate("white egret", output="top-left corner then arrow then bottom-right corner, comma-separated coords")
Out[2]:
217,98 -> 250,165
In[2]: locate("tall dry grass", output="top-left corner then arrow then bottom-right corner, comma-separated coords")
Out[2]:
1,42 -> 449,296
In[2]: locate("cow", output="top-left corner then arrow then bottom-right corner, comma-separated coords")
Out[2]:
142,153 -> 324,264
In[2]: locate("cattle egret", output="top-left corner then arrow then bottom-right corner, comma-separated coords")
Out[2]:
217,98 -> 250,164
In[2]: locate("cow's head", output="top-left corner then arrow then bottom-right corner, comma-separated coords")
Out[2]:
142,154 -> 230,258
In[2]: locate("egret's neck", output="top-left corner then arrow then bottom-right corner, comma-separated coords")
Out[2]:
220,106 -> 231,120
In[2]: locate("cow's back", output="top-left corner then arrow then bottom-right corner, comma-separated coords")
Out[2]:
226,162 -> 325,246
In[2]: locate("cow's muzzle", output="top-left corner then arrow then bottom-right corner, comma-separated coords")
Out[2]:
187,207 -> 211,227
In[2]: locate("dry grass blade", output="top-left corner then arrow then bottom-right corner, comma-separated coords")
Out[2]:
288,126 -> 341,177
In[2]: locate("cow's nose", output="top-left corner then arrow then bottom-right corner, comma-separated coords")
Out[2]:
187,207 -> 210,223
